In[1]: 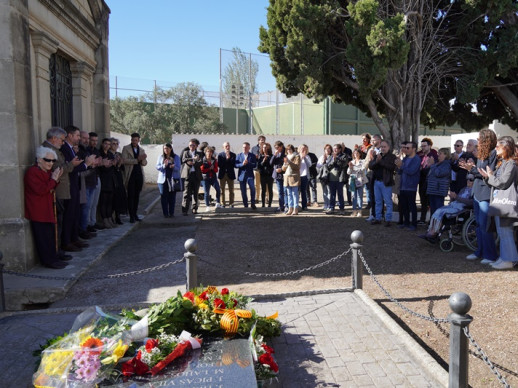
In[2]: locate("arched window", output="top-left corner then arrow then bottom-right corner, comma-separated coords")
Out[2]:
49,53 -> 73,128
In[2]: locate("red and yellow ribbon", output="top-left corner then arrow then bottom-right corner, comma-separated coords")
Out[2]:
214,308 -> 252,334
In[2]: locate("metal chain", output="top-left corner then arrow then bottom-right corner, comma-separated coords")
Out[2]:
244,247 -> 352,278
463,327 -> 511,387
2,257 -> 185,281
358,250 -> 449,323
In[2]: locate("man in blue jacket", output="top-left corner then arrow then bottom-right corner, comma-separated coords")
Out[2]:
235,142 -> 257,209
217,142 -> 236,208
395,141 -> 421,230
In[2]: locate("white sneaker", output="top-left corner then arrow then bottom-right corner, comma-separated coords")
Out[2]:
215,203 -> 223,209
491,260 -> 515,270
205,207 -> 211,212
466,253 -> 480,260
365,215 -> 374,222
480,259 -> 494,265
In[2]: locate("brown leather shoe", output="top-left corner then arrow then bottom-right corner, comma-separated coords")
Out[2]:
62,243 -> 81,252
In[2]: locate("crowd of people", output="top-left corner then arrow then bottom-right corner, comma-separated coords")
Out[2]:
25,129 -> 517,271
25,128 -> 147,269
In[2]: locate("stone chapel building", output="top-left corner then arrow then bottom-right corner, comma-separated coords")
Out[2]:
1,0 -> 111,270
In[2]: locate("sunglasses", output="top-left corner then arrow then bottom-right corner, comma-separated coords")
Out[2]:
43,158 -> 57,163
455,144 -> 463,147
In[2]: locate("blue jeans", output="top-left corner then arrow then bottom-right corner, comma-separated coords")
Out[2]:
158,182 -> 177,216
203,177 -> 221,206
300,176 -> 309,208
239,177 -> 255,207
80,186 -> 96,231
495,217 -> 518,262
374,180 -> 393,221
321,182 -> 330,209
275,179 -> 285,210
473,198 -> 497,261
328,181 -> 344,210
351,186 -> 364,210
286,186 -> 299,209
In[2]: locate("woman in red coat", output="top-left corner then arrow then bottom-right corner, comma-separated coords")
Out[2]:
24,146 -> 65,269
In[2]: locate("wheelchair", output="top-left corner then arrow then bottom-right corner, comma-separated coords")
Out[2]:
437,209 -> 473,252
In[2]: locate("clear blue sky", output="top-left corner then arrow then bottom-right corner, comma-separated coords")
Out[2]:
106,0 -> 272,93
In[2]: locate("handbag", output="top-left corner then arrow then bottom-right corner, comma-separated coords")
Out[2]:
488,182 -> 518,219
317,164 -> 329,183
172,179 -> 182,192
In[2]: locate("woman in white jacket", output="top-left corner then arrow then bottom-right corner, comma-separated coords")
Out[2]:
347,149 -> 367,217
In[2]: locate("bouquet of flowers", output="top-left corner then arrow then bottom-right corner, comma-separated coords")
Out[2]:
33,325 -> 130,387
253,334 -> 279,381
185,286 -> 281,337
121,330 -> 201,377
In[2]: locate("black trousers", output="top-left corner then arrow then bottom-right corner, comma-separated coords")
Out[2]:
127,174 -> 143,218
61,192 -> 80,246
31,221 -> 58,266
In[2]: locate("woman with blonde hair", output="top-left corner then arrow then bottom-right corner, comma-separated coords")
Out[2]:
282,144 -> 301,215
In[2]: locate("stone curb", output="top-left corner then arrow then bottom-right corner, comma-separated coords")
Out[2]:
355,289 -> 449,387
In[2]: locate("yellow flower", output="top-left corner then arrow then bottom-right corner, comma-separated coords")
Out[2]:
42,350 -> 73,376
101,340 -> 128,365
198,303 -> 209,310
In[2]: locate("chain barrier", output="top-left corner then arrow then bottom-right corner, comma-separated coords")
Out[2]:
244,247 -> 352,278
357,250 -> 449,323
1,258 -> 185,282
463,327 -> 511,387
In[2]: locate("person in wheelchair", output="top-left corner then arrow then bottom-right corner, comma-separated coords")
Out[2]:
419,176 -> 474,243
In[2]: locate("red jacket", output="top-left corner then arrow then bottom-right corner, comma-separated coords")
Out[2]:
200,157 -> 218,179
24,164 -> 58,223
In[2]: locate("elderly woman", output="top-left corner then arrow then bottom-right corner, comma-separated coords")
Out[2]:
24,146 -> 65,269
156,143 -> 181,217
282,144 -> 301,215
479,136 -> 518,269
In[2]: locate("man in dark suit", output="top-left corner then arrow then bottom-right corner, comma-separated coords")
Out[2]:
60,125 -> 95,251
235,142 -> 257,209
217,142 -> 236,208
181,139 -> 203,215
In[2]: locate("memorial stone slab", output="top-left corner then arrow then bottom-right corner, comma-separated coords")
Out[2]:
112,337 -> 257,387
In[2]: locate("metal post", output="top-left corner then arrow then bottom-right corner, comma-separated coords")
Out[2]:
350,230 -> 364,290
0,251 -> 5,312
448,292 -> 473,388
184,239 -> 198,291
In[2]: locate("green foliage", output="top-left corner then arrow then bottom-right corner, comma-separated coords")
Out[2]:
222,47 -> 259,108
144,291 -> 195,337
110,82 -> 228,142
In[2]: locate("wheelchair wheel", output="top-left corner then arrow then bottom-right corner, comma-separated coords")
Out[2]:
451,224 -> 465,246
440,238 -> 454,252
462,215 -> 478,251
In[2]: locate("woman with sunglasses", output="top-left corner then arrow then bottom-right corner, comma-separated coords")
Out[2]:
478,136 -> 518,269
24,146 -> 65,269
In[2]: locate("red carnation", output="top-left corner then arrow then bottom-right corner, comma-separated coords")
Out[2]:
221,288 -> 229,295
213,298 -> 226,309
261,344 -> 275,354
122,351 -> 150,376
183,291 -> 195,302
199,291 -> 208,300
259,352 -> 279,372
145,338 -> 159,353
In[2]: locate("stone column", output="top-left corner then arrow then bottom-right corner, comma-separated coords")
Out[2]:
0,0 -> 35,270
93,9 -> 111,138
30,30 -> 58,138
71,61 -> 95,131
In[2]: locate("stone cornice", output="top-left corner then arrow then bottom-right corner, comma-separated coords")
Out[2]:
70,61 -> 96,77
30,30 -> 59,55
37,0 -> 106,50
